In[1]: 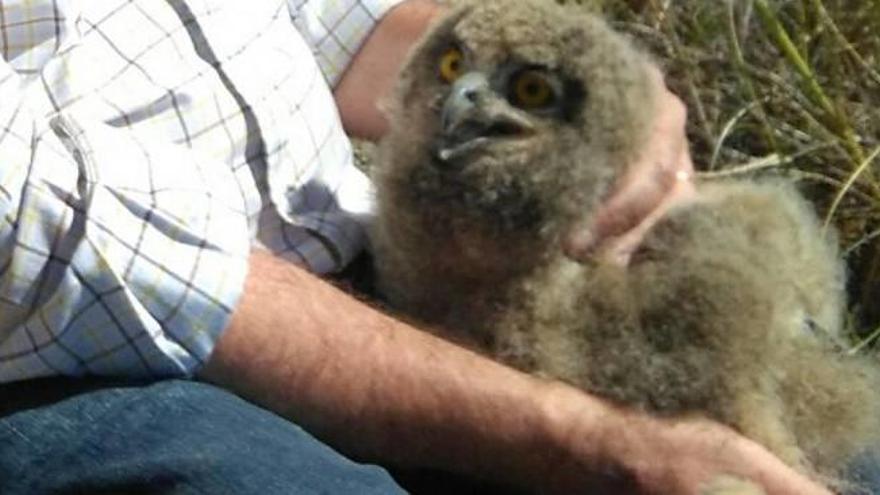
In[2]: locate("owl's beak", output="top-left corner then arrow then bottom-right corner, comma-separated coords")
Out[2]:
438,72 -> 534,161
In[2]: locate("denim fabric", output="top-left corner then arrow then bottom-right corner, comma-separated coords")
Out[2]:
0,379 -> 406,495
845,451 -> 880,495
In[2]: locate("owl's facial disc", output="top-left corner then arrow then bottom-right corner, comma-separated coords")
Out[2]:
437,71 -> 536,162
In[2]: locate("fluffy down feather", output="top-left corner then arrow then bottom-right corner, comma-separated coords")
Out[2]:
371,1 -> 880,492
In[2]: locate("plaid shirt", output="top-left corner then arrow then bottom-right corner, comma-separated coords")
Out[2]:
0,0 -> 403,382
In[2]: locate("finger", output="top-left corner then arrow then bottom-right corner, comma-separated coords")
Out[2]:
593,150 -> 682,239
564,155 -> 685,261
744,452 -> 833,495
564,148 -> 695,264
566,135 -> 693,261
712,433 -> 834,495
601,171 -> 696,265
590,87 -> 690,241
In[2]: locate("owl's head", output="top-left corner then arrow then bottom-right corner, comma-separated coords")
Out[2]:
377,0 -> 658,261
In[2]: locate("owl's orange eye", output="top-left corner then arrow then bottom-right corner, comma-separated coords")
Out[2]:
511,70 -> 556,109
439,47 -> 465,83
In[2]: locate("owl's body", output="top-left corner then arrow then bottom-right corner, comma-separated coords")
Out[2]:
370,0 -> 880,491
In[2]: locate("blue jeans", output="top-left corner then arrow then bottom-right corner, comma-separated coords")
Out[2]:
0,378 -> 406,494
845,452 -> 880,495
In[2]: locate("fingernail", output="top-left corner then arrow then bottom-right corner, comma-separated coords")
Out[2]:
563,228 -> 596,260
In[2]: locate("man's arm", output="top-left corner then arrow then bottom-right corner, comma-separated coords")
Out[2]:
200,249 -> 829,494
199,249 -> 599,488
333,0 -> 442,140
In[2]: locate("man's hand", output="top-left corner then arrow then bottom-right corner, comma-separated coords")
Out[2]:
539,385 -> 832,495
564,66 -> 697,266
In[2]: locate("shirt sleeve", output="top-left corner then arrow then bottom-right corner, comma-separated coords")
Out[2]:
0,14 -> 251,382
288,0 -> 407,85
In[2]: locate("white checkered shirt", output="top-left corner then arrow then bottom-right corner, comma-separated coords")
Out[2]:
0,0 -> 403,382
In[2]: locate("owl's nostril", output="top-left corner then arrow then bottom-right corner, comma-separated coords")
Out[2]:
463,88 -> 480,103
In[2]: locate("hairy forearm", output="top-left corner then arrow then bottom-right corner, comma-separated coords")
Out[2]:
334,0 -> 444,140
199,249 -> 616,486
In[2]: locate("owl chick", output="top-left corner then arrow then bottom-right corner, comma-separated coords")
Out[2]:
370,0 -> 880,493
